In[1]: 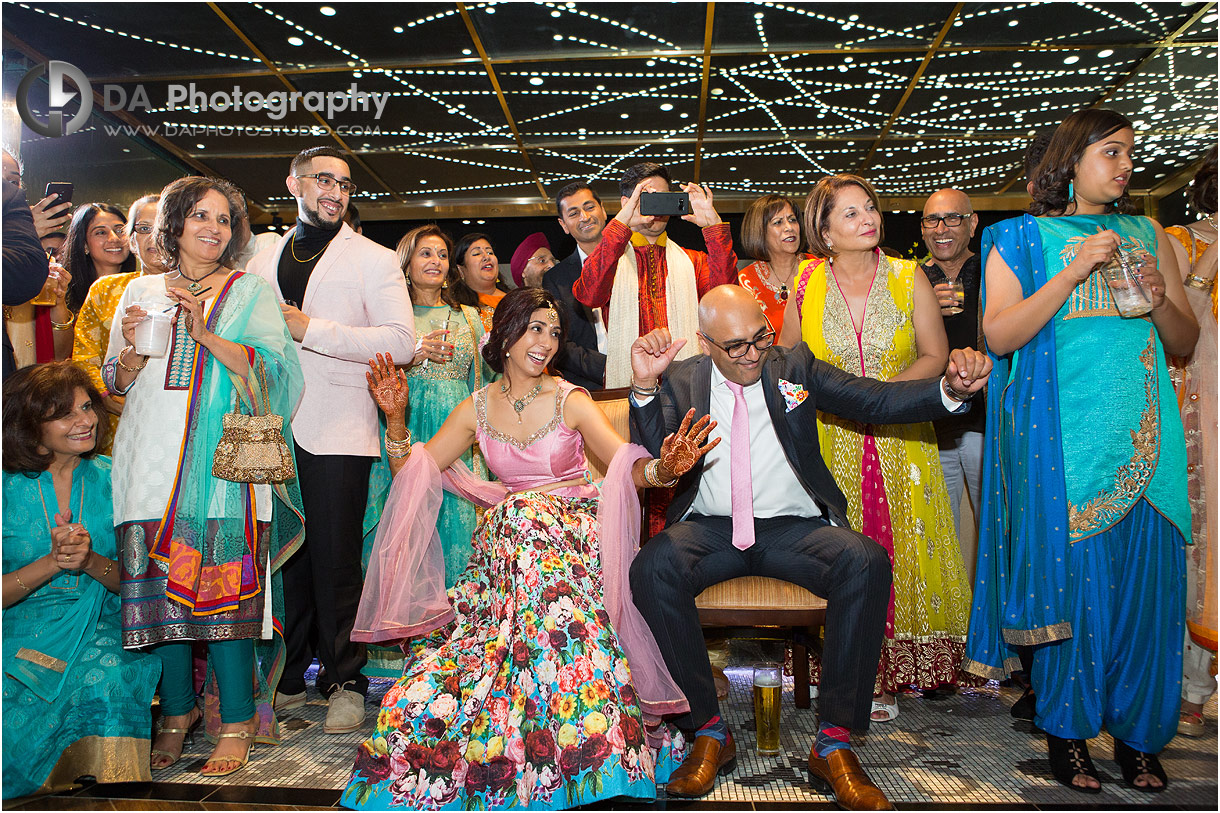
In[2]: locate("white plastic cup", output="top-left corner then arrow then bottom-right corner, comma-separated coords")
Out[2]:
133,304 -> 174,357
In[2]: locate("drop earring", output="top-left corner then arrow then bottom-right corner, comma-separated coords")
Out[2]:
1068,180 -> 1075,202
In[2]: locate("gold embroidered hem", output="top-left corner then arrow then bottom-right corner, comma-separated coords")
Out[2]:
1068,337 -> 1161,539
34,735 -> 151,797
1001,621 -> 1073,646
961,656 -> 1010,681
14,647 -> 67,672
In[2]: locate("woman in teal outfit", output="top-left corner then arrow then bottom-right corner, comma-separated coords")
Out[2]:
361,225 -> 491,677
2,362 -> 160,799
965,109 -> 1198,794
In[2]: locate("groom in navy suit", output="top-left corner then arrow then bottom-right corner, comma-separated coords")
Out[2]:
628,285 -> 991,810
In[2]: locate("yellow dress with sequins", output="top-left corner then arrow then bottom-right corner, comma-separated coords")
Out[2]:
799,254 -> 974,692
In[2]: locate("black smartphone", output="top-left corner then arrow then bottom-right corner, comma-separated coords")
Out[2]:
44,181 -> 73,208
639,191 -> 690,217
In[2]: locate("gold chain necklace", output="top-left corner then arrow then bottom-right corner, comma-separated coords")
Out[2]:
290,233 -> 328,264
759,261 -> 798,301
500,379 -> 545,423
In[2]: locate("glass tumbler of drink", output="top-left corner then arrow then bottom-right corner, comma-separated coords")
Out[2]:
943,278 -> 965,315
1100,246 -> 1153,318
29,263 -> 62,306
423,316 -> 451,368
753,662 -> 782,755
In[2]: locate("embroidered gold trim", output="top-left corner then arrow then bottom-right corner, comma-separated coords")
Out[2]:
15,647 -> 67,672
1067,336 -> 1160,538
1001,621 -> 1073,646
961,657 -> 1008,681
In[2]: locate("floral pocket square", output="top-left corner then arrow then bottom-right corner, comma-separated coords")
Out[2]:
778,379 -> 808,412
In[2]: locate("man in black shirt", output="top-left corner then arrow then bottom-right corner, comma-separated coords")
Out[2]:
919,188 -> 983,564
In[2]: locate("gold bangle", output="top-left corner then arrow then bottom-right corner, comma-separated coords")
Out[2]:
50,311 -> 76,330
117,346 -> 149,372
13,573 -> 31,592
1185,274 -> 1215,291
94,557 -> 113,579
644,458 -> 678,488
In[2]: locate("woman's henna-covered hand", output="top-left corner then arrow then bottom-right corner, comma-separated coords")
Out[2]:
658,408 -> 719,479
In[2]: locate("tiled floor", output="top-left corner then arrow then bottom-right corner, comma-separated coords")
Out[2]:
10,659 -> 1216,811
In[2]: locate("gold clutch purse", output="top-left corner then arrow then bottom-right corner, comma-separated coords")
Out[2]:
212,364 -> 296,484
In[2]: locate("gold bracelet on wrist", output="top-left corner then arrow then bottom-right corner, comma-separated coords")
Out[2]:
13,573 -> 31,592
117,346 -> 149,373
385,428 -> 413,459
50,310 -> 76,330
1185,274 -> 1215,291
644,458 -> 678,488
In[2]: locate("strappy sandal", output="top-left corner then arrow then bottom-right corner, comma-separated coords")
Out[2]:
1114,739 -> 1167,793
200,725 -> 257,778
150,707 -> 202,770
1045,733 -> 1101,794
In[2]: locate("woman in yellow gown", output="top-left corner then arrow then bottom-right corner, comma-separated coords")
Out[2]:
779,174 -> 974,722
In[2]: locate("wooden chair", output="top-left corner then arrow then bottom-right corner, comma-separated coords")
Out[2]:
588,387 -> 827,709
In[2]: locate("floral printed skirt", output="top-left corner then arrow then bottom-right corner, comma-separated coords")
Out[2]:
341,493 -> 684,810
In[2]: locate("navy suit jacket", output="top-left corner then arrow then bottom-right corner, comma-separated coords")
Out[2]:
543,250 -> 605,390
629,344 -> 962,528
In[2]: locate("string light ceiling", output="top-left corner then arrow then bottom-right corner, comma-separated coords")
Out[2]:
4,1 -> 1216,221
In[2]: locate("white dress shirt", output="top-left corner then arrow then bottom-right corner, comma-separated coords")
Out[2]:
687,365 -> 822,520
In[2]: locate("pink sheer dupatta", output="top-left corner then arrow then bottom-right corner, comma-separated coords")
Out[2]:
352,441 -> 690,723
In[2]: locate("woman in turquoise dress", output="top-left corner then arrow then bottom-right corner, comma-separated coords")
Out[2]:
964,109 -> 1198,794
343,288 -> 719,810
3,362 -> 160,799
361,225 -> 492,677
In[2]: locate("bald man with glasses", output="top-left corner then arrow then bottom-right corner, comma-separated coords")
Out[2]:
626,285 -> 991,809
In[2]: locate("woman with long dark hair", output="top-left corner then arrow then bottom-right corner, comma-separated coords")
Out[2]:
62,203 -> 136,313
452,232 -> 507,331
965,108 -> 1197,793
343,287 -> 719,810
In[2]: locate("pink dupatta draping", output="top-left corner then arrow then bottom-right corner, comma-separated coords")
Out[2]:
351,442 -> 690,722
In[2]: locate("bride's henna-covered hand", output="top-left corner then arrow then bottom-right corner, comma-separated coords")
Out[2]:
658,408 -> 719,479
367,352 -> 409,419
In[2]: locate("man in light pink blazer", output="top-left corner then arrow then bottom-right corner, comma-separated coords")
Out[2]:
247,146 -> 413,734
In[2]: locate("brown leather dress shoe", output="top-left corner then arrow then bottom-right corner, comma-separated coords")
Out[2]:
665,732 -> 737,798
807,747 -> 894,810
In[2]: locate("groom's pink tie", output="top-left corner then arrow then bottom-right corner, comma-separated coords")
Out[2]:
726,381 -> 755,550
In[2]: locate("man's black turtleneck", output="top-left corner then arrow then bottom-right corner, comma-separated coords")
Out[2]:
277,218 -> 342,307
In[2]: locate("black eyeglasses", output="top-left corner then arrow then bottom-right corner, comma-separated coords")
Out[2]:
699,331 -> 776,358
921,213 -> 969,228
295,173 -> 358,195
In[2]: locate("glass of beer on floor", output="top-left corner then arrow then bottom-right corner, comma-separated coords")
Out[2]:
753,662 -> 782,755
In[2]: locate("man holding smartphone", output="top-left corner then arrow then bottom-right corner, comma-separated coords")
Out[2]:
574,162 -> 738,388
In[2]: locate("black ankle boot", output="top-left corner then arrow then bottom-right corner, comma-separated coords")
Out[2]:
1045,733 -> 1101,794
1114,739 -> 1167,793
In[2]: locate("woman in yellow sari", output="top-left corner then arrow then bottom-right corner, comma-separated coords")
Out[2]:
779,174 -> 973,722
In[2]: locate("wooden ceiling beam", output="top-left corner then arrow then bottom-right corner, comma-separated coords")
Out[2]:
1,30 -> 271,218
89,36 -> 1218,84
206,2 -> 405,204
856,4 -> 963,173
456,2 -> 549,203
691,3 -> 717,184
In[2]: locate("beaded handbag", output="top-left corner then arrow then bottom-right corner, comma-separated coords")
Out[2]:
212,363 -> 295,483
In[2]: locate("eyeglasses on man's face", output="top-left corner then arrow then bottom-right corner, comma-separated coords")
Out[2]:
699,330 -> 776,358
295,173 -> 357,195
920,213 -> 969,228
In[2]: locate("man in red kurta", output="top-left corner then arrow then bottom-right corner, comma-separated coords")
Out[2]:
574,163 -> 738,389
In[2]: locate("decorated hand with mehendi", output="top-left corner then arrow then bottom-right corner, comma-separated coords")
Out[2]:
367,352 -> 410,420
658,408 -> 720,480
